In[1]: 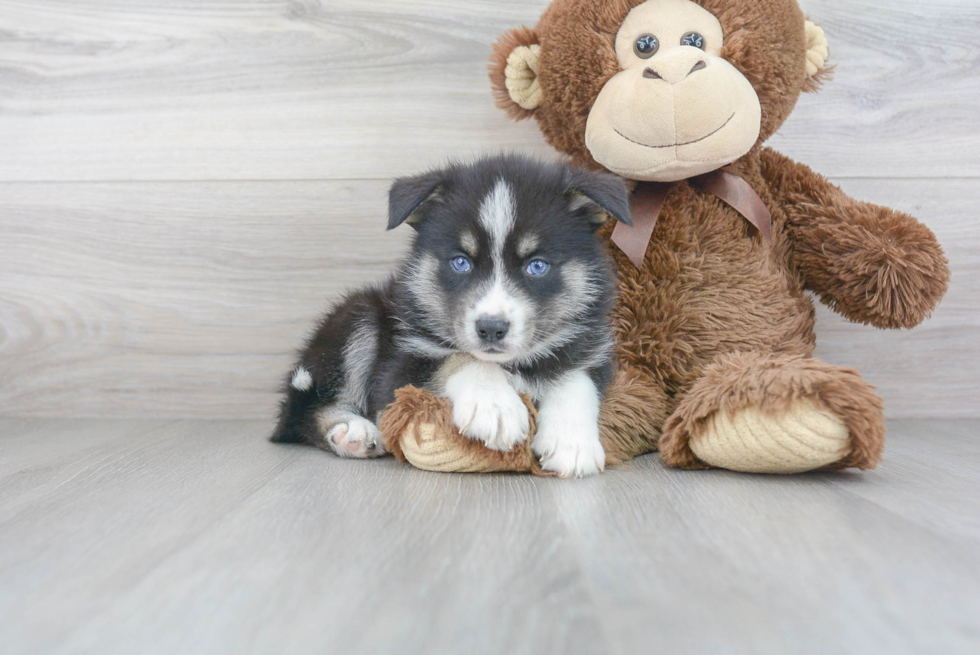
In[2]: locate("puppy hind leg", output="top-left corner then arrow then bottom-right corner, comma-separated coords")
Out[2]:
315,406 -> 386,459
315,321 -> 386,458
277,294 -> 388,458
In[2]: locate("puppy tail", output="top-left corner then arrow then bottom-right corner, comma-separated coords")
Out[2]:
269,370 -> 319,444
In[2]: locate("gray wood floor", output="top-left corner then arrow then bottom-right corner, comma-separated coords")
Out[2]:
1,419 -> 978,655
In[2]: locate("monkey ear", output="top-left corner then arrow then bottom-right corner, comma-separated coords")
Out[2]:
803,20 -> 833,92
489,27 -> 542,120
565,168 -> 632,230
387,170 -> 447,231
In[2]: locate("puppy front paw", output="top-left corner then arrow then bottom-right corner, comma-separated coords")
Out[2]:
452,387 -> 529,451
444,362 -> 529,451
533,422 -> 605,478
532,369 -> 605,478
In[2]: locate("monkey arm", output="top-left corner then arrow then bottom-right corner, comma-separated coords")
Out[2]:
760,148 -> 949,329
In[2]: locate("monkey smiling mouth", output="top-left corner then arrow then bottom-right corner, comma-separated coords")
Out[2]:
615,113 -> 736,149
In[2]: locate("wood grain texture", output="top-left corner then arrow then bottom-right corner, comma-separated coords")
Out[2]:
0,418 -> 978,654
1,178 -> 976,419
0,0 -> 978,181
0,0 -> 977,418
0,180 -> 407,417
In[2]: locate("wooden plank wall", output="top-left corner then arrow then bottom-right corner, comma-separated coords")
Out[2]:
1,0 -> 977,419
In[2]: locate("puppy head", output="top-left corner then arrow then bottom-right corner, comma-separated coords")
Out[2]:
388,154 -> 630,364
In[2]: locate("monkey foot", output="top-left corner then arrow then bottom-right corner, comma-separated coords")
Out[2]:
689,399 -> 850,474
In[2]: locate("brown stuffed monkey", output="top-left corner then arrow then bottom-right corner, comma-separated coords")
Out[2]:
380,0 -> 950,476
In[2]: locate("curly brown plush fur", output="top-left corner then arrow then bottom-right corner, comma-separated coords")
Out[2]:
383,0 -> 949,474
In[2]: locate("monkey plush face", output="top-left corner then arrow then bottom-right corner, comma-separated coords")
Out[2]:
586,0 -> 762,181
490,0 -> 830,181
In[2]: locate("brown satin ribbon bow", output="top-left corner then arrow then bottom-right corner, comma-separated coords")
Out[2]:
611,169 -> 772,268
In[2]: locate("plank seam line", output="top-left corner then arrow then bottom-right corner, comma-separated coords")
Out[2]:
1,176 -> 979,185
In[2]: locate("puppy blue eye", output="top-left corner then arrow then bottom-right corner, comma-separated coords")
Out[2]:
681,32 -> 705,49
451,256 -> 472,273
525,259 -> 550,276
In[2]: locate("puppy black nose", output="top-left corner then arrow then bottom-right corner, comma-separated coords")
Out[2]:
476,318 -> 510,344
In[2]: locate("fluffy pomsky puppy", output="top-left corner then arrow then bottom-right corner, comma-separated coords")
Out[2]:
271,154 -> 631,477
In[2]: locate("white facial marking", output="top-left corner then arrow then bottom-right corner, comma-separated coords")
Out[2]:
515,324 -> 584,367
406,253 -> 450,331
533,370 -> 605,478
462,179 -> 531,361
443,359 -> 530,451
291,367 -> 313,391
561,261 -> 601,309
465,278 -> 530,361
479,178 -> 517,260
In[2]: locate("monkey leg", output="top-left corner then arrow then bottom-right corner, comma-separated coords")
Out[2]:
599,364 -> 672,465
659,352 -> 885,473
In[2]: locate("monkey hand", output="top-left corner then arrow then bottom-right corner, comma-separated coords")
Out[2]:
800,200 -> 949,329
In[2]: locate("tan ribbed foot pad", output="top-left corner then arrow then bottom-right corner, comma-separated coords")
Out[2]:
398,422 -> 527,473
689,400 -> 850,473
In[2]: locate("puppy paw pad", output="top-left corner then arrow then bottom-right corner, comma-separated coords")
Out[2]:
328,418 -> 386,459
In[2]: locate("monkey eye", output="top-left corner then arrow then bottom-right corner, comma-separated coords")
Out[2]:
634,34 -> 660,59
681,32 -> 705,49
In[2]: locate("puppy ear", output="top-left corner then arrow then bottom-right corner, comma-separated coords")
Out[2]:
489,27 -> 541,121
802,20 -> 833,92
566,168 -> 632,229
387,170 -> 445,230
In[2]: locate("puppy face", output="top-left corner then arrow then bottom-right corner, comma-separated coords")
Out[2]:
388,155 -> 631,365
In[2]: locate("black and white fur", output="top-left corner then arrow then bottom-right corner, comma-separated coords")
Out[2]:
271,154 -> 631,477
